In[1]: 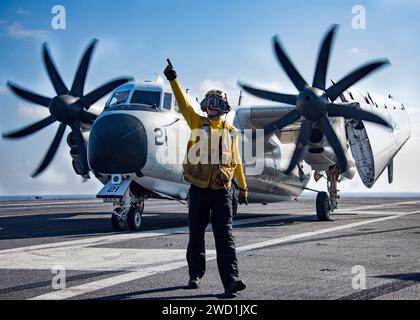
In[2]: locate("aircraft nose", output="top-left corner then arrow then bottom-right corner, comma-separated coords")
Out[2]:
88,113 -> 147,174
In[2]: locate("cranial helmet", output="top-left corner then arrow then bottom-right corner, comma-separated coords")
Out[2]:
200,89 -> 231,113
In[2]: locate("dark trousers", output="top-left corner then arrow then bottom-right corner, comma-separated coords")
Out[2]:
187,184 -> 239,288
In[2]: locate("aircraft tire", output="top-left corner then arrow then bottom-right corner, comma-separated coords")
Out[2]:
111,213 -> 126,231
127,203 -> 144,231
316,192 -> 331,221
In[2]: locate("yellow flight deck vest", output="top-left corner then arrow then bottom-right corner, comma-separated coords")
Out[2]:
182,117 -> 240,189
169,79 -> 247,190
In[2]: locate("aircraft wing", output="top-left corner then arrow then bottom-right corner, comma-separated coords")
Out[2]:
235,105 -> 300,143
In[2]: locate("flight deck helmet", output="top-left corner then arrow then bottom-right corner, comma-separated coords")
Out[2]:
200,89 -> 231,113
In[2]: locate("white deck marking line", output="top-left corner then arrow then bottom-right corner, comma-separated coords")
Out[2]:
0,214 -> 302,254
0,200 -> 102,207
146,205 -> 185,209
30,260 -> 190,300
0,205 -> 108,213
0,203 -> 104,209
340,210 -> 419,216
235,210 -> 420,252
29,210 -> 418,300
52,213 -> 161,220
0,199 -> 180,209
338,200 -> 420,212
4,200 -> 419,254
0,247 -> 215,271
0,204 -> 185,218
0,209 -> 113,219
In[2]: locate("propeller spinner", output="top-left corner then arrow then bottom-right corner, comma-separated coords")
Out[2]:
2,40 -> 133,178
239,25 -> 392,175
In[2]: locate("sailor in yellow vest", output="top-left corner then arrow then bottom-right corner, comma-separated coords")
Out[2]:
164,60 -> 248,297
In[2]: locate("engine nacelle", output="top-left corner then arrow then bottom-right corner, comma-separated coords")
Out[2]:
346,102 -> 410,188
67,132 -> 90,177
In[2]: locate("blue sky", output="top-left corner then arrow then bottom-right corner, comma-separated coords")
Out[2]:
0,0 -> 419,195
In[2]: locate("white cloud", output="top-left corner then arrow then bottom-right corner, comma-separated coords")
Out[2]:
17,104 -> 50,119
347,48 -> 361,54
250,80 -> 289,92
35,148 -> 102,193
16,8 -> 31,15
239,80 -> 294,106
189,79 -> 292,107
187,79 -> 236,106
7,22 -> 48,40
36,162 -> 68,186
195,79 -> 232,99
0,126 -> 104,195
241,86 -> 274,106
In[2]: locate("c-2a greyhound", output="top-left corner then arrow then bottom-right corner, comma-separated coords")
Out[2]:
2,25 -> 410,231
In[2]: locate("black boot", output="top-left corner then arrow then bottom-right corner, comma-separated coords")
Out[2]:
224,280 -> 246,297
187,277 -> 201,289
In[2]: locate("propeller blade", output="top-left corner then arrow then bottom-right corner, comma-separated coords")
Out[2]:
326,60 -> 390,102
80,111 -> 98,125
313,25 -> 338,90
70,39 -> 98,97
284,119 -> 312,175
317,116 -> 348,173
42,43 -> 69,95
328,103 -> 391,128
70,124 -> 89,176
238,82 -> 297,105
7,82 -> 51,107
31,123 -> 66,177
79,77 -> 133,109
264,109 -> 301,136
2,116 -> 56,139
273,36 -> 308,91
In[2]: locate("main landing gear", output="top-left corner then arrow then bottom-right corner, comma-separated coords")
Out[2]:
315,165 -> 340,221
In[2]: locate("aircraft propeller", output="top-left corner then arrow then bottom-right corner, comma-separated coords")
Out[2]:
2,40 -> 133,178
239,25 -> 392,175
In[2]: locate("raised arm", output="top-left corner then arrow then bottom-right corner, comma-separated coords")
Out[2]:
164,60 -> 201,129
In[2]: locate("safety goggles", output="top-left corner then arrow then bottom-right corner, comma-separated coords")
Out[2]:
200,95 -> 229,112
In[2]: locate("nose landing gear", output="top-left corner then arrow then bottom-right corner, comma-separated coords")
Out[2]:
111,199 -> 144,231
127,201 -> 144,230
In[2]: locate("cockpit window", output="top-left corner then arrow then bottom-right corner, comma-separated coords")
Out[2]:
108,90 -> 130,107
130,90 -> 161,109
163,92 -> 172,110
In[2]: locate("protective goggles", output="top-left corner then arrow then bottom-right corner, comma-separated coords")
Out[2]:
200,95 -> 230,113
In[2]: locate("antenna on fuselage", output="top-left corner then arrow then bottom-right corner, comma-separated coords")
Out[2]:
238,89 -> 243,106
154,73 -> 164,84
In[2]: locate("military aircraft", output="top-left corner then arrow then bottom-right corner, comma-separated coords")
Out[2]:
2,25 -> 410,231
